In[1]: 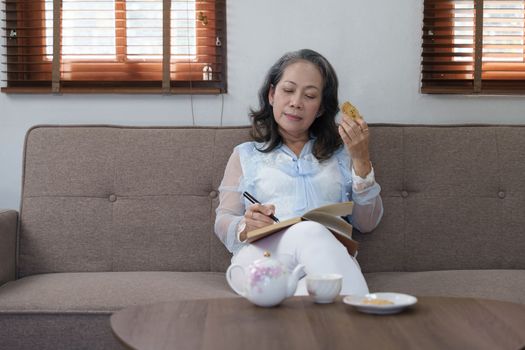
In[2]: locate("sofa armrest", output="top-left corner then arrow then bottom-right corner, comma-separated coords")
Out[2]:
0,209 -> 18,286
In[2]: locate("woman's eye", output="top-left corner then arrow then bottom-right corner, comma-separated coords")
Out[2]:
283,89 -> 293,93
306,95 -> 316,99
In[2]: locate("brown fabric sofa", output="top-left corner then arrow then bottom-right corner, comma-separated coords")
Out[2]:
1,124 -> 524,349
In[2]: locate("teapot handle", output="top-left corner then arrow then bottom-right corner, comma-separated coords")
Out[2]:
226,264 -> 247,297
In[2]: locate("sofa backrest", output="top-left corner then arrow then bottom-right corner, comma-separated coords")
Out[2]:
18,126 -> 250,277
18,124 -> 525,277
357,124 -> 525,273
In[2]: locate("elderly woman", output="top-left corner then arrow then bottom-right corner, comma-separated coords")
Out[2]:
215,49 -> 383,296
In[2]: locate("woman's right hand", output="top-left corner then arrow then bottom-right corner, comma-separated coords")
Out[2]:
338,114 -> 372,177
241,203 -> 276,240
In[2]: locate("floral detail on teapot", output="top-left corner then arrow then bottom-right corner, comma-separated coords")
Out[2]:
226,251 -> 305,307
248,264 -> 284,293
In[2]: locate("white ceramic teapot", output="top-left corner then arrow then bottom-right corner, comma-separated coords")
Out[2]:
226,251 -> 305,307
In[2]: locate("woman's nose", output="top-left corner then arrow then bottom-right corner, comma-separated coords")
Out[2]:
290,93 -> 303,109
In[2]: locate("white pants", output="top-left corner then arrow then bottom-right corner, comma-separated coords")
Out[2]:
230,221 -> 369,296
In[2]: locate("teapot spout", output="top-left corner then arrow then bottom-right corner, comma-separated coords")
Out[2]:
287,264 -> 305,297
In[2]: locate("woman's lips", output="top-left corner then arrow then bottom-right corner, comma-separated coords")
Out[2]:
284,113 -> 301,121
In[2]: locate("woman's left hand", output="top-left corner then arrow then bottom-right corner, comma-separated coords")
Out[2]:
338,115 -> 372,177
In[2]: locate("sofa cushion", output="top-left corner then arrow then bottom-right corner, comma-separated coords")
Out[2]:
19,126 -> 251,277
0,271 -> 236,313
356,125 -> 525,273
366,269 -> 525,304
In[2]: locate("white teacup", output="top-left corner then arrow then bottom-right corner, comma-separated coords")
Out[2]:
306,273 -> 343,304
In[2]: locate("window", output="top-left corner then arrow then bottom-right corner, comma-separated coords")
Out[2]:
421,0 -> 525,94
2,0 -> 226,94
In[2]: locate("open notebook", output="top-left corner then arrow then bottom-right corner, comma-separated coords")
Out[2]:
242,201 -> 358,256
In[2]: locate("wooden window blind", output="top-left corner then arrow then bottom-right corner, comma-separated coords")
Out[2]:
1,0 -> 226,94
422,0 -> 525,94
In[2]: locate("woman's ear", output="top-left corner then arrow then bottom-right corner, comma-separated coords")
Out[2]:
268,84 -> 275,106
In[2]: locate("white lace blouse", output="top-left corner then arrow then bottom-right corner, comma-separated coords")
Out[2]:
215,139 -> 383,254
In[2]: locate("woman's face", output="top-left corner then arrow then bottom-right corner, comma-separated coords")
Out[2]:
268,60 -> 324,141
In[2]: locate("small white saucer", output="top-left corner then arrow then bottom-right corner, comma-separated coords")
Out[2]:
343,292 -> 418,315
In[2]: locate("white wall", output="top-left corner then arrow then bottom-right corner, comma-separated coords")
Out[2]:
1,0 -> 525,209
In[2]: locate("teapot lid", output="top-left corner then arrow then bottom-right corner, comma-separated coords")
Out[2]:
250,250 -> 282,269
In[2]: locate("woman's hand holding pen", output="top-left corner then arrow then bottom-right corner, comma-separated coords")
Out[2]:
239,191 -> 279,242
244,203 -> 277,233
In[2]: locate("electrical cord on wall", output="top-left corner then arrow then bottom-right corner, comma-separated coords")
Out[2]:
191,93 -> 224,126
219,93 -> 224,126
181,0 -> 195,126
184,0 -> 225,127
190,93 -> 195,126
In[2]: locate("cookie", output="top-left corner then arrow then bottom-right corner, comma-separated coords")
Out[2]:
341,101 -> 361,120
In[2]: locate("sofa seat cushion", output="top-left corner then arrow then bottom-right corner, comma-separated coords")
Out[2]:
0,271 -> 237,314
366,269 -> 525,304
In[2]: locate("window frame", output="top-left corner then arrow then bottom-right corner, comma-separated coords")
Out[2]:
2,0 -> 227,94
421,0 -> 525,95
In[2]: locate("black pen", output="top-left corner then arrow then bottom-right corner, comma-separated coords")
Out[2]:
242,191 -> 280,223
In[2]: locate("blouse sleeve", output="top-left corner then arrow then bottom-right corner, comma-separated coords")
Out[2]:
349,165 -> 384,233
214,148 -> 247,253
335,148 -> 384,233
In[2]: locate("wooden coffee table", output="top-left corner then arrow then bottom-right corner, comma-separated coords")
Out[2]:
111,296 -> 525,350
